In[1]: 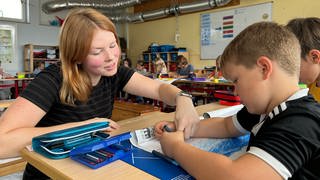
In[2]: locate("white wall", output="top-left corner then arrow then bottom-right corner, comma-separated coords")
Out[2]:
0,0 -> 60,74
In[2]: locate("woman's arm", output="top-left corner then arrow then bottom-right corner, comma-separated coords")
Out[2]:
124,72 -> 199,139
123,72 -> 180,104
0,97 -> 117,158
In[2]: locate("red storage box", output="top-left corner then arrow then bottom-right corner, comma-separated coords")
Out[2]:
214,90 -> 241,106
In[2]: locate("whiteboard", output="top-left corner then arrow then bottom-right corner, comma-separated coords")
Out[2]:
200,2 -> 272,59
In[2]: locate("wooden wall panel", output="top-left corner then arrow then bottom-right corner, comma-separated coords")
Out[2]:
134,0 -> 240,13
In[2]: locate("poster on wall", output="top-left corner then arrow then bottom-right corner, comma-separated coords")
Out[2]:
200,2 -> 272,59
0,24 -> 16,64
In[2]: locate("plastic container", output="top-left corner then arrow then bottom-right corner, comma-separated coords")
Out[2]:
160,53 -> 168,61
150,46 -> 159,53
143,54 -> 149,62
159,45 -> 175,52
170,53 -> 178,61
70,132 -> 132,169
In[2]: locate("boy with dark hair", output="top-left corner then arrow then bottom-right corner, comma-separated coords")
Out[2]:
155,22 -> 320,179
286,17 -> 320,102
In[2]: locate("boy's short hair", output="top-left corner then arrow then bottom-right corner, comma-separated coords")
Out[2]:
286,17 -> 320,59
137,60 -> 144,66
220,21 -> 301,77
177,55 -> 188,65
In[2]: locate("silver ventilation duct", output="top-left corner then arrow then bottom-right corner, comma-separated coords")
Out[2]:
109,0 -> 232,23
42,0 -> 232,23
42,0 -> 150,14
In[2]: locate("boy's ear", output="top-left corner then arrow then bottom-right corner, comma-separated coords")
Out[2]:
309,49 -> 320,64
256,56 -> 272,80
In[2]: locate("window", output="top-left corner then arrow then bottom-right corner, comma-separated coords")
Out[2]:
0,0 -> 29,22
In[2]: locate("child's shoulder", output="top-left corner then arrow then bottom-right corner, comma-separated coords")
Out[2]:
283,95 -> 320,119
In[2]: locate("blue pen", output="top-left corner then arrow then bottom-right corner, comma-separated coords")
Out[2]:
162,124 -> 173,132
152,150 -> 179,166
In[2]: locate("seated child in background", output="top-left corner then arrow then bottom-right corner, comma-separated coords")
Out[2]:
135,60 -> 148,76
176,55 -> 194,79
121,58 -> 132,68
134,60 -> 148,103
286,17 -> 320,102
207,55 -> 223,80
154,56 -> 168,76
155,22 -> 320,179
33,62 -> 45,75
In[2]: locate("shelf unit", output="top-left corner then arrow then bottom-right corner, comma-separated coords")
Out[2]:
23,44 -> 59,72
142,51 -> 189,73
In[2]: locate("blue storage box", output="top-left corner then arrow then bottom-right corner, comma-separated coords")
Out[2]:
159,45 -> 175,52
150,46 -> 159,53
160,53 -> 168,61
170,53 -> 178,61
178,47 -> 187,52
151,53 -> 157,61
143,54 -> 149,62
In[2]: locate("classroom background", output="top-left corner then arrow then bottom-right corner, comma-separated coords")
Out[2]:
0,0 -> 319,75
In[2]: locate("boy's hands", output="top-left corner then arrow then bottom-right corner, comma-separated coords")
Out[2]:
154,121 -> 185,158
154,121 -> 176,138
159,130 -> 184,158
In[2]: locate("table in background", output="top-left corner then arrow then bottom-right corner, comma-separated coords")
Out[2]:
111,100 -> 160,121
20,103 -> 226,180
0,78 -> 34,98
173,79 -> 234,104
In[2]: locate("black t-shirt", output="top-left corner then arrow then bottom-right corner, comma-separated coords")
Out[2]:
234,90 -> 320,180
21,63 -> 134,179
21,63 -> 134,127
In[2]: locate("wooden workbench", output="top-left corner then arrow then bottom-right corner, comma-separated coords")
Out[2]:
20,103 -> 226,180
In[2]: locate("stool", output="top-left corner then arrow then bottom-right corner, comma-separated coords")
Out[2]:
190,92 -> 208,106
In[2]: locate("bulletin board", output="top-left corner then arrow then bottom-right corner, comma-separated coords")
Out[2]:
200,2 -> 272,59
0,24 -> 16,64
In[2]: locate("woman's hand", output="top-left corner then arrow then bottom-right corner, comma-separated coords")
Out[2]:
85,117 -> 120,132
175,96 -> 200,139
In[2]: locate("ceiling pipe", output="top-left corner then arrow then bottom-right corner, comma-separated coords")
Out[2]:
42,0 -> 232,23
109,0 -> 232,23
42,0 -> 150,14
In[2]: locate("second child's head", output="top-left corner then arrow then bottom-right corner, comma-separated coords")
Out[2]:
177,55 -> 188,68
220,22 -> 301,114
286,17 -> 320,85
136,60 -> 144,70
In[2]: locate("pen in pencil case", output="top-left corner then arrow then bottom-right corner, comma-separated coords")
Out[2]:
109,144 -> 130,152
152,150 -> 179,166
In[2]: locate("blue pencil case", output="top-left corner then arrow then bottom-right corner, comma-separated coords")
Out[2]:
32,122 -> 110,159
70,132 -> 132,169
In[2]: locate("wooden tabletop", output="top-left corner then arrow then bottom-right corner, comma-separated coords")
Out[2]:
0,99 -> 14,108
172,79 -> 234,86
0,78 -> 34,81
20,103 -> 226,180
